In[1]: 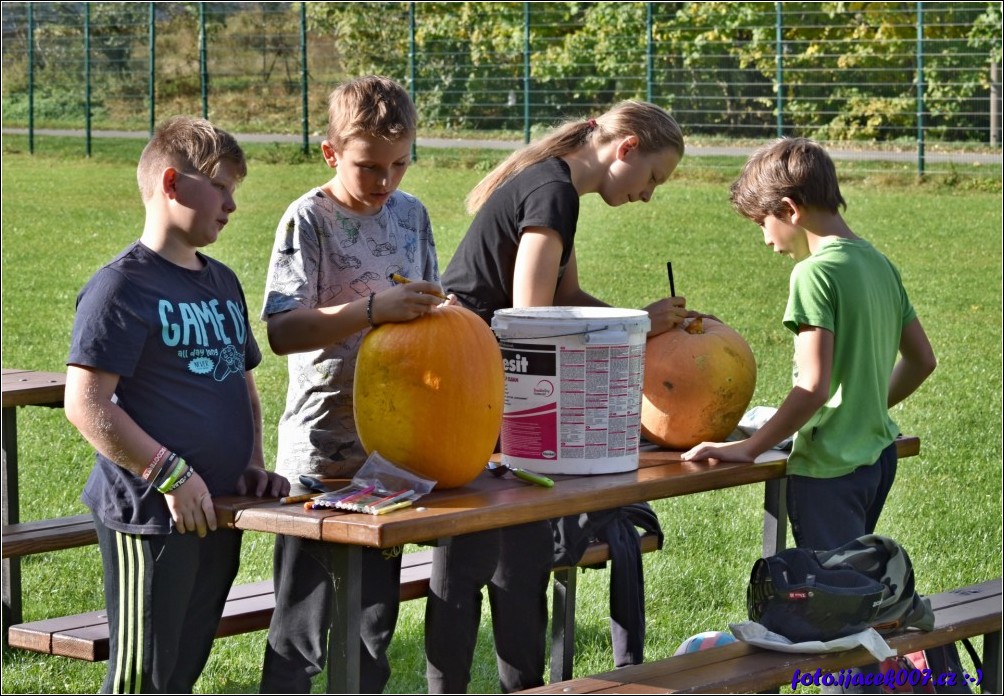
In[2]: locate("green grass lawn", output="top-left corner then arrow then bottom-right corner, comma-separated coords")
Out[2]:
1,135 -> 1001,694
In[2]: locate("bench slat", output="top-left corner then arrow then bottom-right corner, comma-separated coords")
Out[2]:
523,578 -> 1002,695
2,514 -> 98,559
8,532 -> 660,662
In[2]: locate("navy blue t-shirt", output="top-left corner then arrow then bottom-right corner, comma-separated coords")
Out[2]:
69,242 -> 262,534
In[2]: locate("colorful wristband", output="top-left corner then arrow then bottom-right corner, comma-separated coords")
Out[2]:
167,463 -> 195,492
156,456 -> 187,494
142,446 -> 168,482
152,452 -> 180,489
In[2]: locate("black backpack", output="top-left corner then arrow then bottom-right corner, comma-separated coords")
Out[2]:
748,535 -> 934,643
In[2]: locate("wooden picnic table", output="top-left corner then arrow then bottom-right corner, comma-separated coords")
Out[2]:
213,436 -> 920,693
2,368 -> 68,634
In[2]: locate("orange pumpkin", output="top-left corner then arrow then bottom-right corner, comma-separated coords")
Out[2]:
354,304 -> 504,489
640,317 -> 757,450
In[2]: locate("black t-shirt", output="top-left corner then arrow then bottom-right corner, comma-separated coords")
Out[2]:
442,158 -> 580,323
69,242 -> 262,534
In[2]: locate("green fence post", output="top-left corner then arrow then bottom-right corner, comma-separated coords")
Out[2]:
301,1 -> 309,155
916,2 -> 925,177
149,2 -> 156,136
410,1 -> 417,162
27,2 -> 34,154
775,2 -> 784,138
84,2 -> 91,157
523,2 -> 531,144
200,2 -> 208,119
646,3 -> 654,103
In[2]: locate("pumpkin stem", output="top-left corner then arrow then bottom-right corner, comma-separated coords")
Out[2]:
684,316 -> 705,334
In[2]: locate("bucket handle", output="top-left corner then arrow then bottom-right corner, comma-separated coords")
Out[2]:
502,323 -> 634,344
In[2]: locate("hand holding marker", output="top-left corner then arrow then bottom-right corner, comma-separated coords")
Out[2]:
388,272 -> 448,300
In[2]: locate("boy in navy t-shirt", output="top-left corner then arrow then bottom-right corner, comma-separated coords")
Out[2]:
65,116 -> 289,693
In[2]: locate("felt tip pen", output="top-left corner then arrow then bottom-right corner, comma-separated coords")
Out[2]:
365,489 -> 416,513
280,492 -> 319,505
375,500 -> 414,515
388,273 -> 448,300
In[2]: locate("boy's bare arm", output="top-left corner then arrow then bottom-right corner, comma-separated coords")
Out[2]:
65,365 -> 163,477
266,283 -> 444,355
682,325 -> 832,462
65,364 -> 217,537
888,318 -> 937,408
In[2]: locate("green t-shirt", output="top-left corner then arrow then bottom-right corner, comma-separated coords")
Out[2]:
783,238 -> 916,479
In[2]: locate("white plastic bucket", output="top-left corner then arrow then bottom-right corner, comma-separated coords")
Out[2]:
491,307 -> 651,475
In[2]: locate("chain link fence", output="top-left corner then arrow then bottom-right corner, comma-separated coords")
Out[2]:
2,1 -> 1001,177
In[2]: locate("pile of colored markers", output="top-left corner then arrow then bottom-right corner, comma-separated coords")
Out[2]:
310,484 -> 417,515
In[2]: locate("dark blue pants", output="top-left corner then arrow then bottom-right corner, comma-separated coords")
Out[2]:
94,514 -> 242,694
786,441 -> 898,552
425,520 -> 553,693
786,441 -> 898,694
260,535 -> 403,694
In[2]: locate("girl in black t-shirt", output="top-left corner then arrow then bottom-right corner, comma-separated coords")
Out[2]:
430,101 -> 694,693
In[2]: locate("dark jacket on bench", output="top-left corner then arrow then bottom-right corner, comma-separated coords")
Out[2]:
553,503 -> 665,667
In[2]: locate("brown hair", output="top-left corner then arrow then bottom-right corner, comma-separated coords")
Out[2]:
325,75 -> 417,149
466,100 -> 685,214
730,137 -> 847,224
137,116 -> 246,202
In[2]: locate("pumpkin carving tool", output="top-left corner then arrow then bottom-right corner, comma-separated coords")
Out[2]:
487,461 -> 554,488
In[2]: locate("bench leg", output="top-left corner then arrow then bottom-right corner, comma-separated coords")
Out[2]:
982,629 -> 1002,695
2,406 -> 23,646
762,478 -> 787,558
550,567 -> 577,683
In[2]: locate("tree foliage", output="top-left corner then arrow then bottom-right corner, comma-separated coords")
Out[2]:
2,1 -> 999,143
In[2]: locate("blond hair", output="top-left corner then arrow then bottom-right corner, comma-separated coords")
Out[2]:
730,137 -> 847,224
466,100 -> 684,214
326,75 -> 417,149
136,116 -> 246,202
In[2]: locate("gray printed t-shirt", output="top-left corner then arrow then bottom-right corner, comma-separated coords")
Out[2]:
261,188 -> 440,479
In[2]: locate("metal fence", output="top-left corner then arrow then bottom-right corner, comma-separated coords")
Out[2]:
2,1 -> 1001,177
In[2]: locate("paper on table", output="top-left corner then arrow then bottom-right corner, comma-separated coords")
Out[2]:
753,449 -> 789,464
729,621 -> 896,662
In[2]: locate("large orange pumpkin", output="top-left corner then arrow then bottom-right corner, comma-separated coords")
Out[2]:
640,317 -> 757,450
353,304 -> 504,489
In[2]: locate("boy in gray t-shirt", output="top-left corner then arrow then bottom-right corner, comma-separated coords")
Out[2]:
259,76 -> 446,694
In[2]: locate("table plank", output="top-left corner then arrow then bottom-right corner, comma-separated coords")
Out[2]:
2,369 -> 66,408
215,436 -> 920,550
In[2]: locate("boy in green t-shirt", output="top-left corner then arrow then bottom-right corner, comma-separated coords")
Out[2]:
682,137 -> 936,551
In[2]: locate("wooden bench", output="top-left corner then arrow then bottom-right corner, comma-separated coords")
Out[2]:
2,514 -> 99,559
521,577 -> 1003,695
6,530 -> 662,668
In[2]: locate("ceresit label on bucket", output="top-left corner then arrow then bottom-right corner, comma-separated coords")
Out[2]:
492,307 -> 650,475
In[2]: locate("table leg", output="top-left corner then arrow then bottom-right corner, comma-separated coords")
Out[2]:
550,567 -> 577,682
2,405 -> 22,645
762,478 -> 787,557
326,543 -> 362,694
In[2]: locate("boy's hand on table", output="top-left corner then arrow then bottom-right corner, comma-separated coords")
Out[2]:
165,473 -> 217,537
236,467 -> 291,498
681,439 -> 757,464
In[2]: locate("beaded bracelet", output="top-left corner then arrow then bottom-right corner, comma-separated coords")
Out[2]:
366,292 -> 377,327
167,463 -> 195,492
